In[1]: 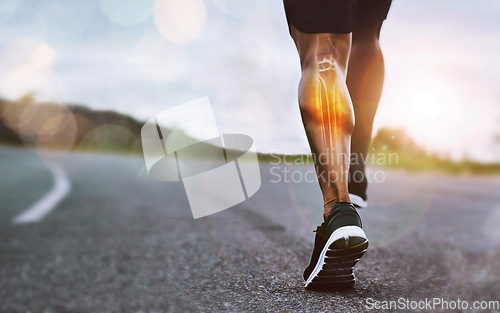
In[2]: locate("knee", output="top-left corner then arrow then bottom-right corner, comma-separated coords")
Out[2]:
298,36 -> 351,73
300,50 -> 340,73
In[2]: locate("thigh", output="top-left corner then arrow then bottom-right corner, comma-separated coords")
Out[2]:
353,0 -> 392,31
284,0 -> 356,35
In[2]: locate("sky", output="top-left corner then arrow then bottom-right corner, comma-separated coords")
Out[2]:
0,0 -> 499,162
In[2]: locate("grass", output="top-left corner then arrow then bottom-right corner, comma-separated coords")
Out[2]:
257,149 -> 500,176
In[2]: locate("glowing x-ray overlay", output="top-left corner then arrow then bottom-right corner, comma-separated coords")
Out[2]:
141,97 -> 261,218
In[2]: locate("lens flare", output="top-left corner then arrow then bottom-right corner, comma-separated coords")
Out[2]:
71,114 -> 97,144
0,100 -> 37,136
0,38 -> 66,101
0,38 -> 55,71
154,0 -> 207,44
0,68 -> 67,101
36,111 -> 78,154
18,103 -> 68,138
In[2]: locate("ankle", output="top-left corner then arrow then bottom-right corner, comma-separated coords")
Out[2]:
323,199 -> 351,221
323,198 -> 337,219
324,201 -> 355,221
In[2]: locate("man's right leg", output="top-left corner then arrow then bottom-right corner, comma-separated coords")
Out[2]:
347,21 -> 386,204
289,25 -> 368,289
289,25 -> 354,220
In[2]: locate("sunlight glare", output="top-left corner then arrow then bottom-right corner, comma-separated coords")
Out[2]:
391,74 -> 471,154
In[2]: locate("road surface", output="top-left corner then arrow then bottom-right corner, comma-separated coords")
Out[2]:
1,147 -> 500,312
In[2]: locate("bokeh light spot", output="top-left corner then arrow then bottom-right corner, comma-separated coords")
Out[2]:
0,38 -> 67,101
37,112 -> 77,147
154,0 -> 207,44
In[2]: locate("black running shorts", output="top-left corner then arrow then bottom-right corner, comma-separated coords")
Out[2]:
283,0 -> 392,34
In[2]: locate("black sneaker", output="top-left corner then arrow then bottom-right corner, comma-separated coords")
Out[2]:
303,202 -> 368,288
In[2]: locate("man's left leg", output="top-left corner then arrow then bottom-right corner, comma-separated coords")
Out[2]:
347,21 -> 386,207
347,0 -> 392,208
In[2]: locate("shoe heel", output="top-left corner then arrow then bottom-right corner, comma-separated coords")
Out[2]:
305,226 -> 368,288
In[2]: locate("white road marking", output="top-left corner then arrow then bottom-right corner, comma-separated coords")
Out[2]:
13,162 -> 71,224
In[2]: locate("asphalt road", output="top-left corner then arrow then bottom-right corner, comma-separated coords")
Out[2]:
1,147 -> 500,312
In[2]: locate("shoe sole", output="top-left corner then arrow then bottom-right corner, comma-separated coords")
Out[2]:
304,226 -> 368,288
